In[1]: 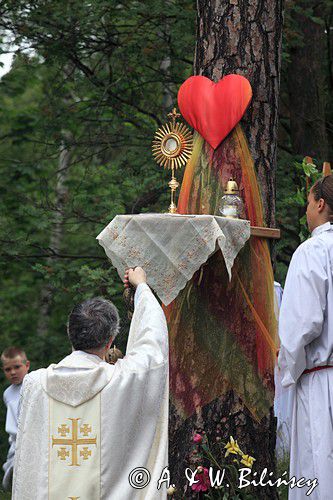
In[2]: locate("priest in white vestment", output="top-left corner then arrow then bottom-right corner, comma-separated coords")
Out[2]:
12,267 -> 169,500
278,175 -> 333,499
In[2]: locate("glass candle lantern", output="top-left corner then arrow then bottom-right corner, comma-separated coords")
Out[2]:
219,178 -> 244,219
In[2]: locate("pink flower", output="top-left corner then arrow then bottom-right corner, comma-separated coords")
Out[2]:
193,433 -> 203,443
191,467 -> 210,492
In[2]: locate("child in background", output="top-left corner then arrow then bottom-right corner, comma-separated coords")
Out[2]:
1,347 -> 30,491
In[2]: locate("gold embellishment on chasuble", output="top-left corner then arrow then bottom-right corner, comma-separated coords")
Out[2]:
68,497 -> 80,499
52,418 -> 97,466
58,447 -> 70,460
80,446 -> 92,460
58,424 -> 70,436
80,423 -> 91,436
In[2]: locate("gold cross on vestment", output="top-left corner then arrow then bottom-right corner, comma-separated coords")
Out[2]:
80,446 -> 92,460
80,424 -> 91,436
52,418 -> 97,466
58,424 -> 70,437
58,447 -> 70,460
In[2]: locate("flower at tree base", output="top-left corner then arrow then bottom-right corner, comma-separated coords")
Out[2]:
191,467 -> 210,492
224,436 -> 242,457
240,454 -> 256,468
193,433 -> 203,443
167,485 -> 177,496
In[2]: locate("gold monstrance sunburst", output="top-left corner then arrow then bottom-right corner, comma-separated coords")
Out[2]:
152,108 -> 193,213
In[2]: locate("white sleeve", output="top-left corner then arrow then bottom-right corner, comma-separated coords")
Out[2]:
3,388 -> 8,407
278,242 -> 328,386
134,282 -> 149,307
118,283 -> 168,372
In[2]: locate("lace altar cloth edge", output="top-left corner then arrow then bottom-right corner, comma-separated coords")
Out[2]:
96,214 -> 251,306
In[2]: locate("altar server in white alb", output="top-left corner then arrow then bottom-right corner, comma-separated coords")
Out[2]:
278,175 -> 333,499
1,347 -> 30,491
13,267 -> 169,500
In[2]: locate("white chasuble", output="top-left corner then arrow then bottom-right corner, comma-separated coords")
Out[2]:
13,283 -> 169,500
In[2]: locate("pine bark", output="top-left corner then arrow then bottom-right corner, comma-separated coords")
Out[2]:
194,0 -> 284,227
287,2 -> 329,160
169,1 -> 283,498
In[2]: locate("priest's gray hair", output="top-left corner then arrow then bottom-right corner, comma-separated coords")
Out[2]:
67,297 -> 120,351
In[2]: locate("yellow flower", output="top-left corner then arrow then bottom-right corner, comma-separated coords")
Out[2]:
224,436 -> 242,457
167,485 -> 177,496
240,454 -> 256,468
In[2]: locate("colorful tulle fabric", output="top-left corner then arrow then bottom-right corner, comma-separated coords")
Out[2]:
165,125 -> 278,421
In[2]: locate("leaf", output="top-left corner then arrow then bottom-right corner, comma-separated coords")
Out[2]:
303,162 -> 318,177
293,188 -> 306,206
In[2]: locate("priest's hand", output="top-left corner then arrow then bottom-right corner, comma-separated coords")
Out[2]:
124,267 -> 147,288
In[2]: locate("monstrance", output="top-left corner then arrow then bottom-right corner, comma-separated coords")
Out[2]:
152,108 -> 193,213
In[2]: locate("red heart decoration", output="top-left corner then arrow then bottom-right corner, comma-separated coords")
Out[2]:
178,75 -> 252,149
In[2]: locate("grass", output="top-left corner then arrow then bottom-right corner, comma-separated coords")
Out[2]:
277,455 -> 290,500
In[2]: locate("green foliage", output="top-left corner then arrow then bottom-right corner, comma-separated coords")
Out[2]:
283,0 -> 333,50
292,158 -> 320,242
0,0 -> 196,470
277,455 -> 290,500
0,488 -> 11,499
0,0 -> 331,484
274,152 -> 325,284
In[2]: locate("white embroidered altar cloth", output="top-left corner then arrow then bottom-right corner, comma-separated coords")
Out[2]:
97,214 -> 250,305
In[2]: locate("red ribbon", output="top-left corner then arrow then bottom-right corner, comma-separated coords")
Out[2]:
303,365 -> 333,375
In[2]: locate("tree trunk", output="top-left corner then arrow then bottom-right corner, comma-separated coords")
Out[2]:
194,0 -> 284,227
168,1 -> 283,498
288,2 -> 329,160
161,54 -> 173,112
36,132 -> 71,340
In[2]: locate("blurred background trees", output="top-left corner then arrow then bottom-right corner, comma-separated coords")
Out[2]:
0,0 -> 332,481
